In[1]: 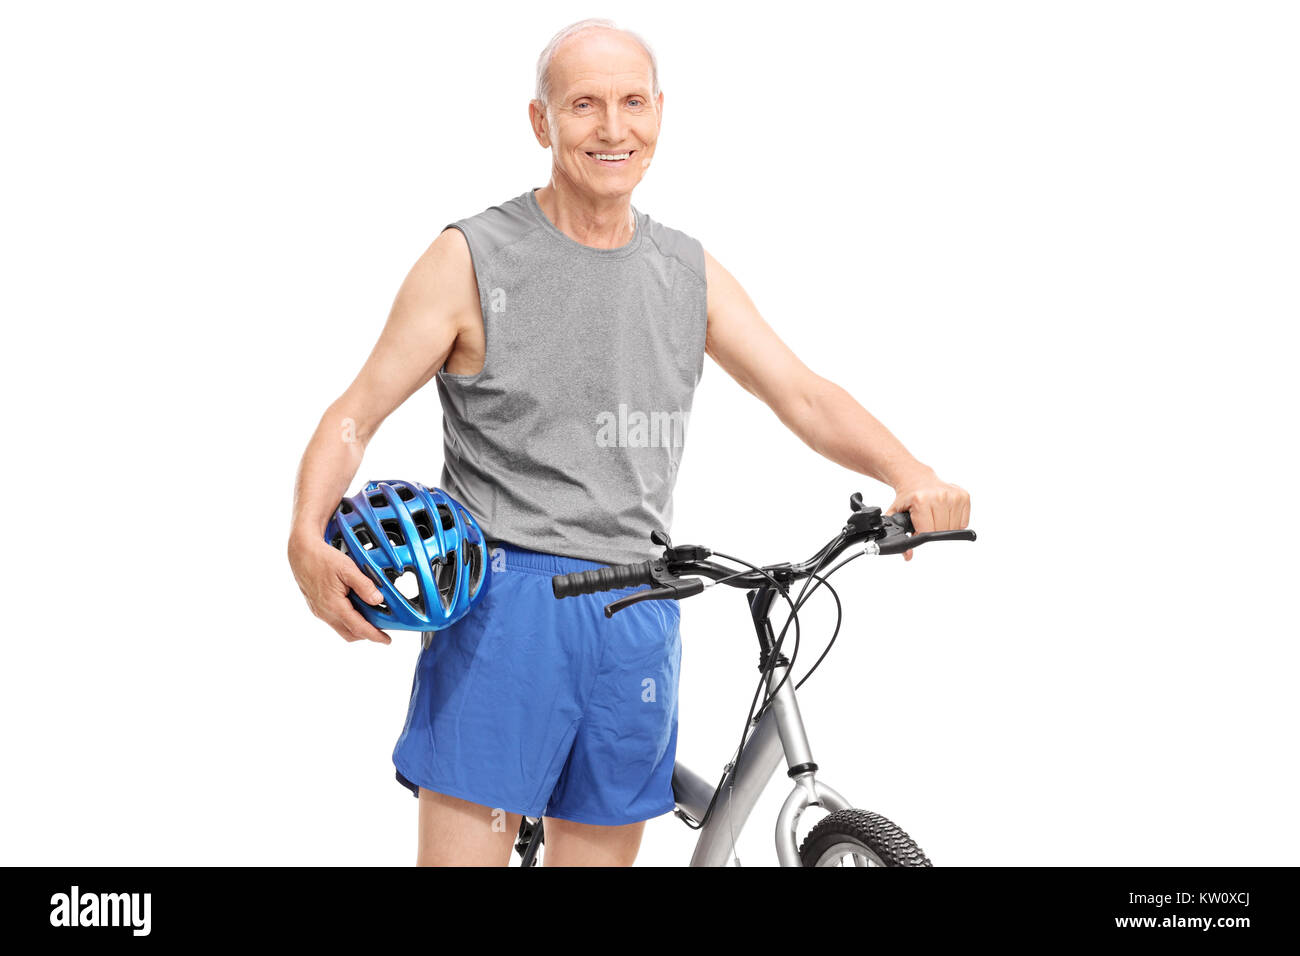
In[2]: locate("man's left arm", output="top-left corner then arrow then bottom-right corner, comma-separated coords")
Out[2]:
703,249 -> 969,558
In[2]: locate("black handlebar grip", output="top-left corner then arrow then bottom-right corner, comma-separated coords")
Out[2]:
552,561 -> 655,598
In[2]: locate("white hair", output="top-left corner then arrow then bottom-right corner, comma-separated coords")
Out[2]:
533,18 -> 660,107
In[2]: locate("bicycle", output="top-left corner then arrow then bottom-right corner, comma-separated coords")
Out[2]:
510,492 -> 976,866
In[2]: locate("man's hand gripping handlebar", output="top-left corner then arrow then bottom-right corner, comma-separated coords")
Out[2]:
551,492 -> 977,618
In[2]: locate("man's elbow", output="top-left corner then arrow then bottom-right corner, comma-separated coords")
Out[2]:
771,372 -> 833,439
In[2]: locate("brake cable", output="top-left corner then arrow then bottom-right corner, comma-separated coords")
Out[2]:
674,543 -> 848,841
673,553 -> 801,835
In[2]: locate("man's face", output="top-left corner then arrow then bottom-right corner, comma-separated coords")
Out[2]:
531,30 -> 662,200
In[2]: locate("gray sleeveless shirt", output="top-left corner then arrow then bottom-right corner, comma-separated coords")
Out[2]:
435,188 -> 708,565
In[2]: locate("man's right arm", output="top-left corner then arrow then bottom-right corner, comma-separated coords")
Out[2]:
287,227 -> 480,644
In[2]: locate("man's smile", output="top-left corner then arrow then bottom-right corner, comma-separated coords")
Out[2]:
586,149 -> 635,165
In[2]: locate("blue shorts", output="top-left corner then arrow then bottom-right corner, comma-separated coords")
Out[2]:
392,541 -> 682,826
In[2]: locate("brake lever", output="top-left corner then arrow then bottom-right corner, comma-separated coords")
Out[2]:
604,578 -> 704,618
878,528 -> 977,555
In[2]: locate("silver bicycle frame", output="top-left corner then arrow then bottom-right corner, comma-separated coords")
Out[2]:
671,659 -> 853,866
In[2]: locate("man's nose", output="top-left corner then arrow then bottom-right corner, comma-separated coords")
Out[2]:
598,105 -> 626,144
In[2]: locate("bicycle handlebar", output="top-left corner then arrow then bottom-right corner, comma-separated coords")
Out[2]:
551,561 -> 656,598
551,492 -> 976,616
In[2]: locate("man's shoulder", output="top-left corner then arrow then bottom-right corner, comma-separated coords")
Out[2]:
444,190 -> 541,256
638,211 -> 705,284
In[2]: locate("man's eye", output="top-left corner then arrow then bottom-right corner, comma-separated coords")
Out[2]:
574,101 -> 591,111
627,98 -> 643,108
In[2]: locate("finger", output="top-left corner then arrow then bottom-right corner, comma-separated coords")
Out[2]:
337,602 -> 392,645
946,489 -> 964,530
931,492 -> 951,531
912,498 -> 937,534
959,493 -> 970,530
886,494 -> 911,523
342,565 -> 385,606
903,547 -> 913,562
324,600 -> 389,645
941,496 -> 959,532
323,612 -> 363,642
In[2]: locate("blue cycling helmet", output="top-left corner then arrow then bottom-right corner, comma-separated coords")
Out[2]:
325,480 -> 491,631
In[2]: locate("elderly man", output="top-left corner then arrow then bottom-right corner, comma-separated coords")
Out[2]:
289,18 -> 969,866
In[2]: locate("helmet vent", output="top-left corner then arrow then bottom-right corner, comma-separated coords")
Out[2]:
410,509 -> 436,541
436,504 -> 456,531
339,500 -> 354,515
465,542 -> 483,593
354,527 -> 377,551
368,493 -> 387,509
393,570 -> 420,601
396,485 -> 416,502
434,553 -> 458,609
380,519 -> 405,547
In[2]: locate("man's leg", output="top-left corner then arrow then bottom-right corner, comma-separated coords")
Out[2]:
417,788 -> 522,866
540,817 -> 646,867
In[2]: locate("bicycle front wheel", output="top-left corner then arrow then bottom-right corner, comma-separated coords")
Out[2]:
799,808 -> 933,867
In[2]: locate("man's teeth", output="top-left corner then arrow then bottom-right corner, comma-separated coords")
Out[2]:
591,152 -> 631,161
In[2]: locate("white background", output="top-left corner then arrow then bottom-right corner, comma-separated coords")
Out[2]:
1,0 -> 1296,866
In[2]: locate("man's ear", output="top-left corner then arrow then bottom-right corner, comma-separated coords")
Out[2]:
528,99 -> 550,148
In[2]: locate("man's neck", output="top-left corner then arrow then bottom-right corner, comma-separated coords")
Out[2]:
535,182 -> 636,249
